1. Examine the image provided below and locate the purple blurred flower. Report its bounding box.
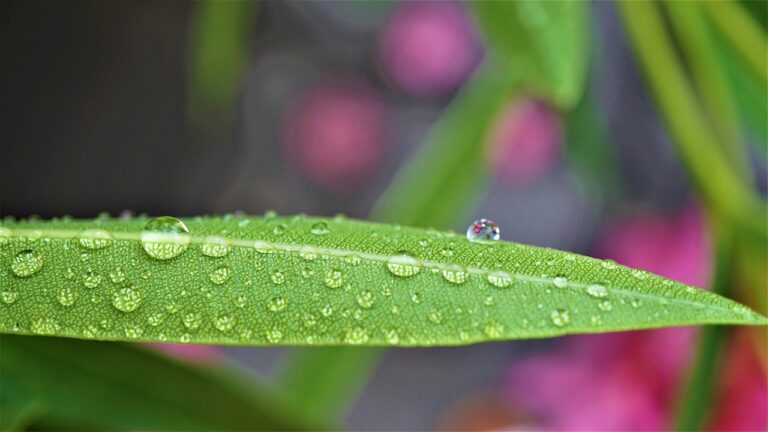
[503,204,711,430]
[283,81,386,192]
[378,1,482,97]
[488,98,562,185]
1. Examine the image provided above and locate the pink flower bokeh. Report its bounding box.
[147,343,221,364]
[283,81,386,192]
[502,204,766,431]
[378,1,482,97]
[488,98,562,185]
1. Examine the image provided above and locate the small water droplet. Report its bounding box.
[441,265,468,284]
[109,268,126,283]
[267,296,288,312]
[483,321,505,337]
[598,300,613,312]
[427,309,444,324]
[321,304,334,317]
[344,326,370,344]
[266,327,284,343]
[235,295,247,308]
[303,312,317,327]
[214,315,236,332]
[79,229,113,250]
[299,247,317,261]
[56,286,77,306]
[551,308,570,327]
[586,284,608,298]
[324,269,345,289]
[631,269,648,280]
[209,266,231,285]
[410,292,422,304]
[201,235,230,257]
[112,285,142,312]
[1,287,19,304]
[31,317,60,335]
[141,216,190,260]
[600,259,618,270]
[83,271,102,288]
[440,247,454,257]
[0,226,11,245]
[483,295,495,306]
[467,218,500,242]
[310,221,330,235]
[356,290,376,309]
[486,271,513,288]
[385,328,400,344]
[386,255,421,278]
[553,276,568,288]
[182,312,202,330]
[11,250,44,277]
[148,312,165,326]
[271,271,285,285]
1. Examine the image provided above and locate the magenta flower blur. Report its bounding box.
[147,343,221,364]
[504,205,710,430]
[283,82,386,192]
[378,1,482,97]
[488,98,562,185]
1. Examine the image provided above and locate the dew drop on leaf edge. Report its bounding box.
[467,218,500,242]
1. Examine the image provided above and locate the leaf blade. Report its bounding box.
[1,215,764,346]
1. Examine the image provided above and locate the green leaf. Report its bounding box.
[470,1,590,109]
[1,215,765,346]
[0,334,315,431]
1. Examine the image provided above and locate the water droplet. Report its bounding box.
[553,276,568,288]
[109,268,126,283]
[299,247,317,261]
[201,235,230,257]
[112,286,141,312]
[356,290,376,309]
[124,324,143,339]
[410,292,422,304]
[321,304,334,317]
[344,326,370,344]
[31,317,60,335]
[267,296,288,312]
[630,269,648,280]
[551,308,570,327]
[11,250,43,277]
[486,271,513,288]
[141,216,190,260]
[441,265,468,284]
[310,221,330,235]
[586,284,608,298]
[427,309,444,324]
[79,229,113,250]
[0,226,11,245]
[467,218,500,242]
[182,312,202,330]
[385,328,400,344]
[484,295,495,306]
[324,269,345,288]
[483,321,505,337]
[215,315,236,332]
[148,312,165,326]
[209,266,231,285]
[386,255,421,278]
[235,295,247,308]
[440,247,454,257]
[271,271,285,285]
[345,254,361,266]
[83,271,102,288]
[1,286,19,304]
[600,259,618,270]
[303,313,317,327]
[598,300,613,312]
[631,299,642,308]
[272,224,287,235]
[56,286,77,306]
[266,327,284,343]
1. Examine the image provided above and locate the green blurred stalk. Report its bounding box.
[701,0,767,85]
[618,0,766,240]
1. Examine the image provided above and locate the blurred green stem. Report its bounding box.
[618,0,766,239]
[701,0,767,85]
[673,225,732,431]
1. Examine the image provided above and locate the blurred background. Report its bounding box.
[1,1,766,430]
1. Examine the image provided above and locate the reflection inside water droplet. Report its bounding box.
[467,218,500,242]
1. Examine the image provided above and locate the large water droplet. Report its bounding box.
[310,221,330,235]
[209,266,231,285]
[201,235,230,257]
[79,229,113,250]
[386,255,421,277]
[112,286,142,312]
[141,216,190,260]
[550,308,570,327]
[11,250,44,277]
[467,218,500,242]
[324,269,345,288]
